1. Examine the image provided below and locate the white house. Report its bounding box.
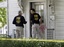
[7,0,64,39]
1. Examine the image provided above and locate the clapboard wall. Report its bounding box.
[55,0,64,39]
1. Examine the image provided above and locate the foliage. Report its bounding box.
[0,39,64,47]
[0,0,6,2]
[0,0,3,2]
[0,8,7,28]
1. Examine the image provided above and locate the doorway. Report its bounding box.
[30,2,45,38]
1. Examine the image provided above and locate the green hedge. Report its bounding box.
[0,39,64,47]
[0,8,7,28]
[0,0,6,2]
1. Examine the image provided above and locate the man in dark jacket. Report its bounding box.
[30,8,41,38]
[13,11,27,38]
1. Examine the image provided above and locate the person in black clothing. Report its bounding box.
[13,11,27,38]
[30,8,41,38]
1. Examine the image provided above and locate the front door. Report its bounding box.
[30,2,45,38]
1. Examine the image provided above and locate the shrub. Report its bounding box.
[0,8,7,28]
[0,0,6,2]
[0,39,64,47]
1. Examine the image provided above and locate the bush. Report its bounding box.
[0,8,7,28]
[0,0,6,2]
[0,39,64,47]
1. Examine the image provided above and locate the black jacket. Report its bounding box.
[31,13,41,24]
[13,15,27,27]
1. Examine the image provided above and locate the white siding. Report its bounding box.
[55,0,64,39]
[8,0,21,37]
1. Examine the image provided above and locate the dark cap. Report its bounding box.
[18,11,21,13]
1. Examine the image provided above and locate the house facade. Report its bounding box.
[7,0,64,39]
